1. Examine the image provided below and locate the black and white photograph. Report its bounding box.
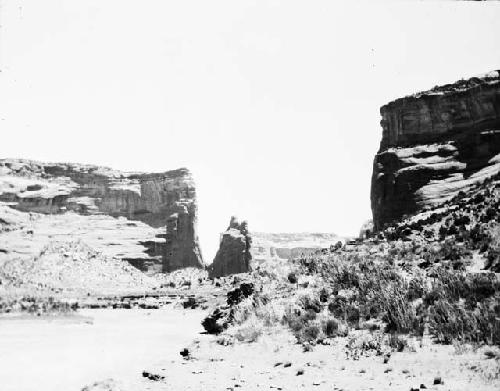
[1,1,500,390]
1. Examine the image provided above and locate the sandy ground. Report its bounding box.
[142,330,500,391]
[1,309,498,391]
[0,308,206,391]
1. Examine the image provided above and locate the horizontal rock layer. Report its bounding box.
[251,232,342,263]
[0,159,204,272]
[372,71,500,230]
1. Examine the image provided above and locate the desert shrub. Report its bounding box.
[469,224,491,251]
[466,274,498,303]
[423,289,441,306]
[322,317,339,337]
[283,307,306,333]
[427,267,468,303]
[407,274,426,301]
[423,228,434,239]
[282,300,327,344]
[0,296,78,315]
[284,233,499,346]
[475,300,500,346]
[485,225,500,271]
[428,296,500,346]
[345,331,385,356]
[381,286,423,335]
[328,295,348,318]
[427,268,498,307]
[345,304,361,327]
[454,214,471,226]
[226,282,254,306]
[202,308,227,334]
[439,238,472,261]
[300,324,321,343]
[485,207,497,222]
[231,296,256,325]
[486,249,500,272]
[287,272,298,284]
[255,301,285,327]
[300,256,320,274]
[232,315,264,343]
[298,293,322,313]
[230,292,285,329]
[387,333,409,352]
[319,287,329,303]
[429,300,479,344]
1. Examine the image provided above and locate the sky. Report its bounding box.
[1,1,500,261]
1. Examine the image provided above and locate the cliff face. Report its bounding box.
[251,232,342,264]
[0,159,204,272]
[209,217,252,278]
[371,71,500,230]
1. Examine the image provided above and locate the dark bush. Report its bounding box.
[323,318,339,337]
[486,249,500,272]
[319,287,329,303]
[202,308,227,334]
[407,276,426,301]
[345,304,361,326]
[300,295,321,313]
[227,282,254,306]
[300,324,321,343]
[328,296,348,318]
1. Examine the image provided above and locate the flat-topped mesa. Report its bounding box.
[209,216,252,278]
[0,159,204,272]
[371,71,500,231]
[379,70,500,149]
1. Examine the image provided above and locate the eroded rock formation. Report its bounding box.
[0,159,204,272]
[209,216,252,278]
[371,70,500,230]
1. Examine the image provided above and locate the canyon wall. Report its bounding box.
[371,71,500,230]
[0,159,204,272]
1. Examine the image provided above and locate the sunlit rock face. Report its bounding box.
[0,159,204,273]
[209,216,252,278]
[371,71,500,230]
[251,232,342,264]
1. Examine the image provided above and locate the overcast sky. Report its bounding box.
[1,1,500,261]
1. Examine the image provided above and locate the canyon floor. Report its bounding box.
[0,308,206,391]
[149,331,500,391]
[0,307,498,391]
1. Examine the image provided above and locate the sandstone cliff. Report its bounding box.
[0,159,204,272]
[371,70,500,230]
[251,232,342,264]
[209,217,252,278]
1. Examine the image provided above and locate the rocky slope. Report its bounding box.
[209,217,252,278]
[371,70,500,230]
[0,159,203,273]
[0,240,157,297]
